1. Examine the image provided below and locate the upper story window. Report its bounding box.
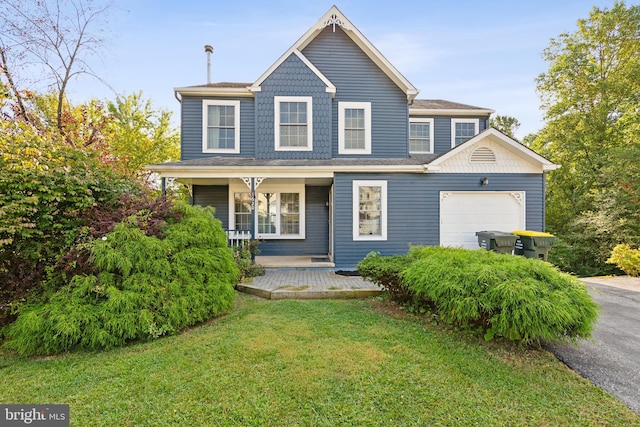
[339,102,371,154]
[451,118,479,148]
[202,100,240,153]
[409,118,434,154]
[275,96,313,151]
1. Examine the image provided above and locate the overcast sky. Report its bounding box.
[67,0,621,139]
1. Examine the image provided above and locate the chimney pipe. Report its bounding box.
[204,45,214,84]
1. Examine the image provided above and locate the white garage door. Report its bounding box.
[440,191,525,249]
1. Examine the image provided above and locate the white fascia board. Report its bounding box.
[174,86,254,97]
[410,108,495,117]
[148,164,426,178]
[427,128,559,170]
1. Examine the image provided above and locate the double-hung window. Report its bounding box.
[409,118,434,154]
[275,96,312,151]
[202,100,240,153]
[339,102,371,154]
[353,180,387,241]
[451,118,479,147]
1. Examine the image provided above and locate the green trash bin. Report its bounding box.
[476,231,518,254]
[512,230,556,261]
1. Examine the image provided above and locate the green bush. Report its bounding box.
[402,247,598,344]
[607,244,640,277]
[358,252,413,303]
[3,204,238,356]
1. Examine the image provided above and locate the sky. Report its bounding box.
[64,0,624,140]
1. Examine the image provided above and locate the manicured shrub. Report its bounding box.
[402,247,599,344]
[358,252,413,303]
[607,244,640,277]
[4,204,238,356]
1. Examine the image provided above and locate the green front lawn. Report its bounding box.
[1,294,638,426]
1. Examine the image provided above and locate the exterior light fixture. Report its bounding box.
[481,176,489,186]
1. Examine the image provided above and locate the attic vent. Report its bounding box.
[469,147,496,163]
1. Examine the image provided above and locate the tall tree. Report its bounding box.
[489,115,521,139]
[533,1,640,274]
[0,0,111,143]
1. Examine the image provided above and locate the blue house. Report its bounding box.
[149,5,559,270]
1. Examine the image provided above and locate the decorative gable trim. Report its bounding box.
[250,5,418,101]
[425,128,560,173]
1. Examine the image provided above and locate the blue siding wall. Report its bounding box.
[302,27,409,158]
[333,173,545,270]
[181,97,255,160]
[192,185,229,229]
[259,185,330,255]
[255,54,332,159]
[432,117,490,155]
[191,185,330,256]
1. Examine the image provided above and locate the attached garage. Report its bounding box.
[440,191,525,249]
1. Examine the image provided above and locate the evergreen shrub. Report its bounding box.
[607,244,640,277]
[359,247,599,344]
[4,204,238,355]
[357,252,413,303]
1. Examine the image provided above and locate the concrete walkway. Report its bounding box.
[237,269,382,299]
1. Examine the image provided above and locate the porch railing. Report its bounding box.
[225,229,252,248]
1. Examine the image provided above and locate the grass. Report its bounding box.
[1,293,638,426]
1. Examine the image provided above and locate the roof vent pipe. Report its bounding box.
[204,45,214,84]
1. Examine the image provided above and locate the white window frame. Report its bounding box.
[353,180,387,241]
[274,96,313,151]
[338,102,371,154]
[451,118,479,148]
[202,100,240,154]
[409,117,434,154]
[228,182,306,239]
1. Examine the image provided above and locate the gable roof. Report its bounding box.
[250,5,419,101]
[424,128,560,172]
[410,99,494,116]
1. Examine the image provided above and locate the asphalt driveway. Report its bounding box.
[546,278,640,414]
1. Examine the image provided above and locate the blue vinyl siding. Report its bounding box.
[333,173,545,270]
[180,97,255,160]
[431,117,489,155]
[302,27,409,158]
[192,185,229,229]
[191,185,330,256]
[255,54,332,159]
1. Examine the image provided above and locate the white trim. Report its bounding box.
[202,100,240,154]
[409,117,434,154]
[274,96,313,152]
[338,102,371,155]
[176,87,253,97]
[353,180,387,241]
[250,6,418,101]
[426,128,560,173]
[451,118,479,148]
[229,181,306,240]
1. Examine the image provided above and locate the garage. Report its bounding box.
[440,191,525,249]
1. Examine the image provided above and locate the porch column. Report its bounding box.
[241,177,265,240]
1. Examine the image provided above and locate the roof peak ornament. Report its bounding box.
[322,13,350,32]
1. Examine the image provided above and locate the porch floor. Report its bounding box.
[237,268,383,300]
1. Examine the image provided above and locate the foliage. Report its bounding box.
[4,204,238,356]
[233,240,265,280]
[106,91,180,177]
[1,296,637,426]
[489,114,521,139]
[360,247,598,345]
[532,1,640,275]
[0,116,140,325]
[357,251,413,303]
[607,244,640,277]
